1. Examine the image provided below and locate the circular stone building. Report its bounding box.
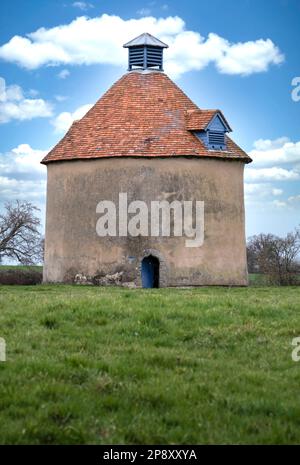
[41,33,252,287]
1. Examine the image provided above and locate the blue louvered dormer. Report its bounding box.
[194,112,232,151]
[123,33,168,71]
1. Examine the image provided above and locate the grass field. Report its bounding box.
[0,265,43,272]
[0,284,300,444]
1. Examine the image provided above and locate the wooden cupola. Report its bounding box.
[123,32,168,71]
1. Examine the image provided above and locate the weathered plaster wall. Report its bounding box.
[43,157,248,286]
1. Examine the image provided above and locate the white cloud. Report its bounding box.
[0,176,46,201]
[72,1,94,10]
[245,183,290,211]
[288,194,300,205]
[0,14,284,78]
[270,194,300,210]
[52,103,92,133]
[272,188,283,196]
[245,167,300,182]
[27,88,39,97]
[55,95,68,102]
[245,183,281,199]
[57,69,70,79]
[0,143,47,177]
[0,78,22,102]
[253,137,290,151]
[137,8,152,16]
[216,38,283,75]
[245,136,300,214]
[272,199,287,208]
[0,76,53,123]
[249,137,300,166]
[0,144,48,207]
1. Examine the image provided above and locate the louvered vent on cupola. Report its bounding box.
[123,33,168,71]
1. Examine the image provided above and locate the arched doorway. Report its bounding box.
[141,255,160,288]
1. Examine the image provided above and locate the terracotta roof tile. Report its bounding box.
[185,109,232,131]
[42,71,252,164]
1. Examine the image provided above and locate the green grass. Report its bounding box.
[0,265,43,272]
[0,284,300,444]
[248,273,267,286]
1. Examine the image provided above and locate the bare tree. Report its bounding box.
[247,228,300,285]
[247,243,259,274]
[0,201,43,265]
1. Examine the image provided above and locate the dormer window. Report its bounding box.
[186,110,232,151]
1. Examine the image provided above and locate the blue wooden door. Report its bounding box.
[141,256,159,288]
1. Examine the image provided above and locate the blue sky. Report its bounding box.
[0,0,299,237]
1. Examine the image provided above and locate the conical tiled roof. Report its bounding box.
[42,71,251,164]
